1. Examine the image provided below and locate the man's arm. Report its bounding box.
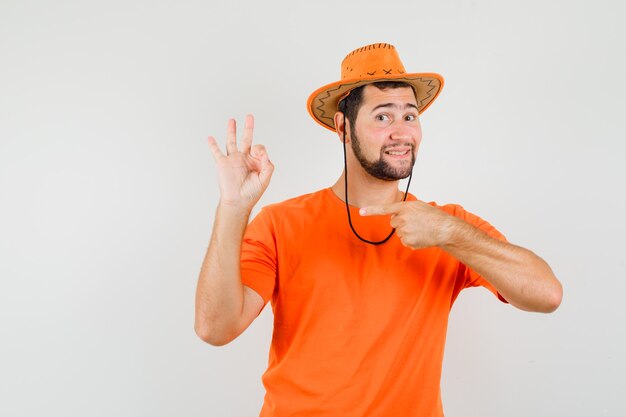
[360,202,563,313]
[195,204,265,346]
[440,217,562,312]
[195,115,273,346]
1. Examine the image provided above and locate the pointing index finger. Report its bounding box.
[360,202,405,216]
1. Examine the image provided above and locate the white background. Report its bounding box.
[1,0,624,416]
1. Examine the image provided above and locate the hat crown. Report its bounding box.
[341,43,406,80]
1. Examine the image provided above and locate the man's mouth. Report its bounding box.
[383,147,412,157]
[385,150,410,155]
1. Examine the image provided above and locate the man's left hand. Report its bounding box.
[360,201,459,249]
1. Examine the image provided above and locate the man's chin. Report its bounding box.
[379,161,415,181]
[368,169,413,181]
[355,154,415,181]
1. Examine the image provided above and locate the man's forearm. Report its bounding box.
[195,203,251,344]
[441,217,563,313]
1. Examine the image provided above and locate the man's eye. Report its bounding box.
[405,114,417,121]
[375,114,389,121]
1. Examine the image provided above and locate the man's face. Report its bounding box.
[349,85,422,181]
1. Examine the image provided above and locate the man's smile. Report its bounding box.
[382,146,413,159]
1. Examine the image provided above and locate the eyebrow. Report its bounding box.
[370,103,419,113]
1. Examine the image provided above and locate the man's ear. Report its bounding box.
[333,112,350,144]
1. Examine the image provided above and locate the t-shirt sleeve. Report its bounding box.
[450,205,509,304]
[240,207,278,305]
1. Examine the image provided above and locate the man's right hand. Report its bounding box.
[196,114,270,346]
[207,114,274,211]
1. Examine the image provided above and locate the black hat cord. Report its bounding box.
[342,120,413,245]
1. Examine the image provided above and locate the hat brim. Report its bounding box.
[307,73,444,132]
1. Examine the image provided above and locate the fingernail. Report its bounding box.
[359,208,366,216]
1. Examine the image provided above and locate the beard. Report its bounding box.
[350,130,416,181]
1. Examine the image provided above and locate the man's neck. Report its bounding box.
[330,170,406,208]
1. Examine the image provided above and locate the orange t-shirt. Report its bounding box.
[240,188,508,417]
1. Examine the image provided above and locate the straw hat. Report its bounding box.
[307,43,444,132]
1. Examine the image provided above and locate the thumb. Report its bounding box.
[250,144,267,158]
[259,152,274,187]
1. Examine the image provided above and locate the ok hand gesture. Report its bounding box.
[208,114,274,211]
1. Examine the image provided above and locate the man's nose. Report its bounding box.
[389,123,414,141]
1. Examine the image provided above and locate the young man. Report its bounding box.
[196,43,563,416]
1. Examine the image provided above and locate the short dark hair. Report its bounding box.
[337,81,416,132]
